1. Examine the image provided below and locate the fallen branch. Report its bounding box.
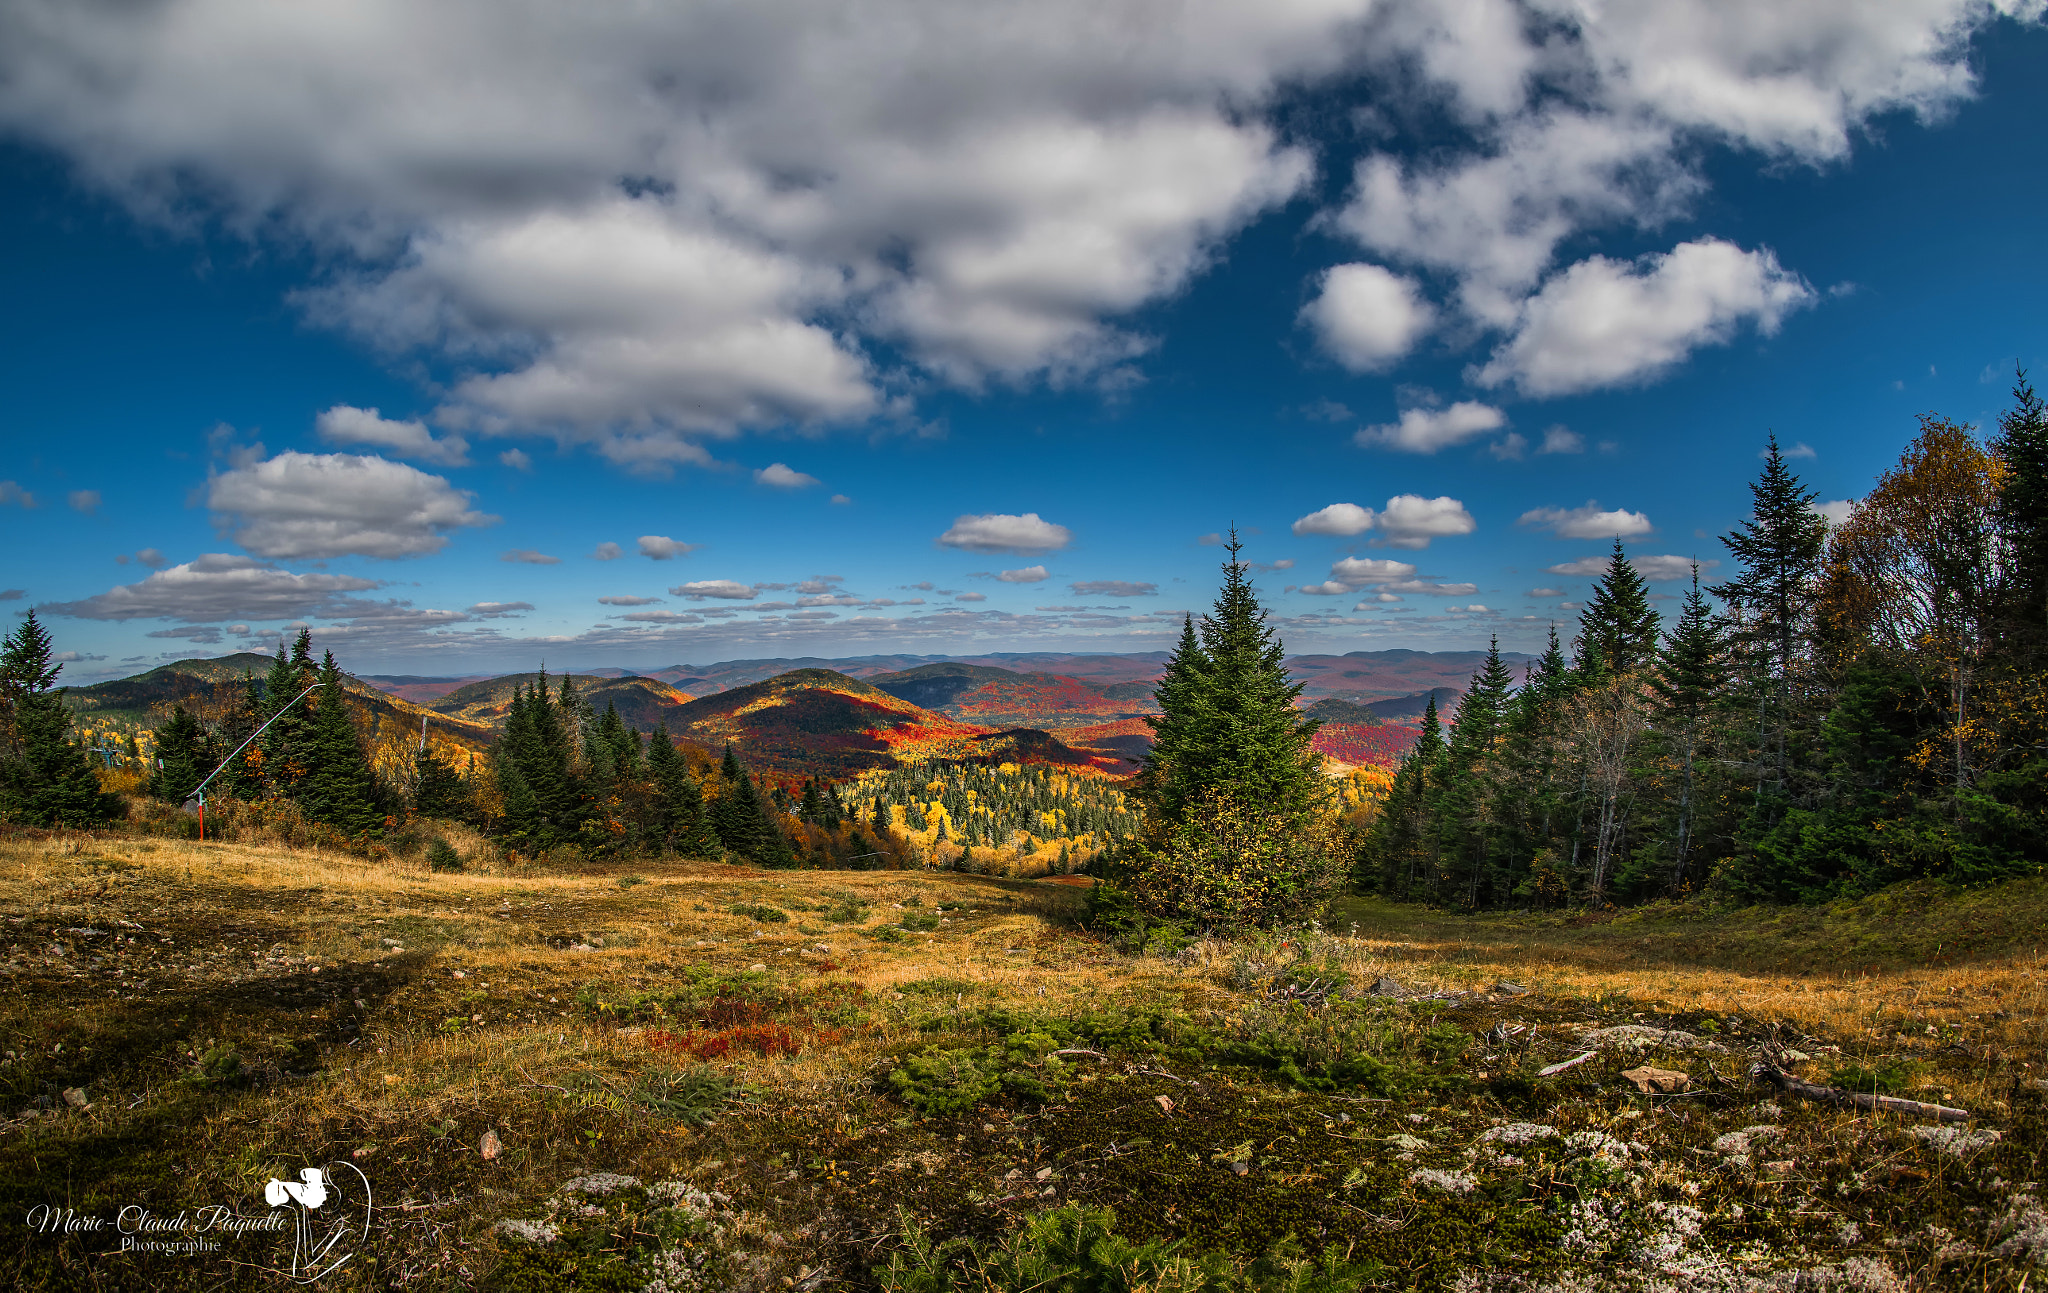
[1052,1048,1106,1060]
[1538,1051,1595,1078]
[1751,1064,1973,1124]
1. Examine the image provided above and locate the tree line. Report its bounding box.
[1364,376,2048,907]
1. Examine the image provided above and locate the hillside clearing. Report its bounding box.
[0,833,2039,1291]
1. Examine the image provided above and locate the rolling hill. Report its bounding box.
[660,668,1120,779]
[426,673,697,737]
[866,662,1159,727]
[62,654,499,756]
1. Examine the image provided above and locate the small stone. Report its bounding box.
[1620,1065,1690,1094]
[1370,977,1401,996]
[61,1087,87,1108]
[480,1129,504,1161]
[352,1146,374,1160]
[452,970,466,978]
[1493,981,1529,996]
[749,964,767,973]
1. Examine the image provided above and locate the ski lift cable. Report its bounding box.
[184,682,325,809]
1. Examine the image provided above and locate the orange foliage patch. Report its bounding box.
[645,1023,803,1060]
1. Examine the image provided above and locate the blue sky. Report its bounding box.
[2,1,2044,679]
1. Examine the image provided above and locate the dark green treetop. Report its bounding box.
[1576,540,1662,677]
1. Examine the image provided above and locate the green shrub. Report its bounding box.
[886,1032,1065,1115]
[824,898,871,923]
[900,910,941,932]
[899,976,979,997]
[1826,1058,1921,1096]
[632,1064,733,1124]
[425,839,463,872]
[1125,792,1345,931]
[1218,1000,1461,1097]
[1083,878,1194,954]
[868,925,908,943]
[728,902,788,923]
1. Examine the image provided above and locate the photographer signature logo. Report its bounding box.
[262,1163,373,1283]
[24,1161,370,1281]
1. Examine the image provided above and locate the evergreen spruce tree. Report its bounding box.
[1137,531,1323,826]
[292,652,383,836]
[524,668,583,843]
[1125,532,1339,926]
[648,727,718,856]
[1575,541,1662,676]
[708,747,790,864]
[259,636,320,796]
[1415,693,1445,763]
[1713,434,1829,801]
[217,669,268,799]
[1653,568,1730,890]
[1139,613,1215,824]
[494,685,540,844]
[149,704,215,804]
[0,612,119,827]
[412,743,475,821]
[1438,638,1516,906]
[1993,367,2048,650]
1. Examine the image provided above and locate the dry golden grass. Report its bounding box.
[2,826,2043,1291]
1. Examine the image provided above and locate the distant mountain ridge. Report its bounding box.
[80,648,1518,778]
[656,668,1121,778]
[63,652,500,754]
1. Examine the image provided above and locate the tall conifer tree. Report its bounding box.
[0,612,118,826]
[1993,368,2048,649]
[1137,531,1321,826]
[1714,434,1828,800]
[1654,568,1730,890]
[292,651,383,836]
[149,704,214,804]
[1576,541,1661,676]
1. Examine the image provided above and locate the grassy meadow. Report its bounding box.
[1,827,2042,1291]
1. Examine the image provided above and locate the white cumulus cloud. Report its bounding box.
[1380,579,1479,596]
[208,451,496,559]
[1814,498,1857,525]
[1376,495,1476,549]
[1292,503,1376,537]
[1475,239,1815,396]
[1518,502,1654,539]
[1355,401,1506,454]
[997,566,1049,583]
[1330,557,1418,584]
[671,580,758,600]
[638,535,699,560]
[756,462,821,488]
[1070,580,1157,597]
[316,404,469,466]
[937,512,1072,554]
[1546,553,1720,580]
[38,553,379,622]
[1301,263,1434,371]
